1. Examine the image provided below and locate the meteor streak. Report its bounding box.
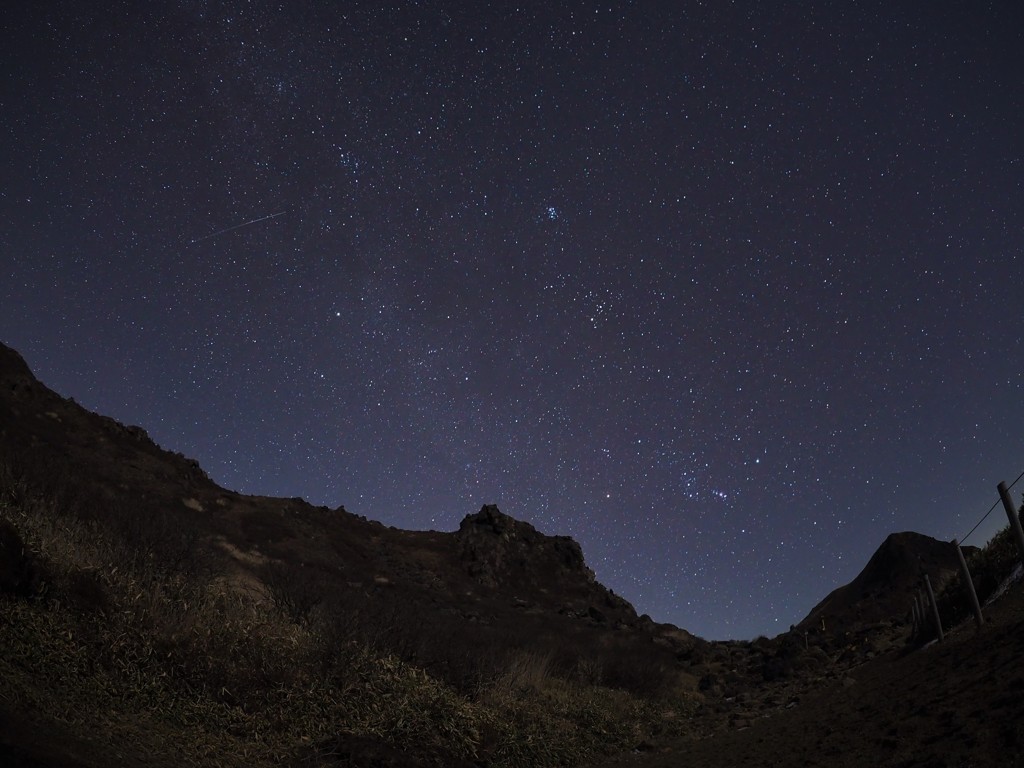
[189,211,286,244]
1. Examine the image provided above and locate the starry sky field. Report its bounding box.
[2,1,1022,639]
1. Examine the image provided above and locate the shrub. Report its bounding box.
[260,560,324,625]
[932,521,1023,638]
[0,518,46,598]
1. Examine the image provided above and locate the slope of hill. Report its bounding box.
[0,341,669,642]
[590,574,1024,768]
[3,339,1021,767]
[799,531,974,635]
[0,341,704,767]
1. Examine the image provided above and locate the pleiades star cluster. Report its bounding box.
[2,1,1021,639]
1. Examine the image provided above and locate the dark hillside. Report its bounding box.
[798,531,971,635]
[0,340,704,767]
[0,340,667,652]
[590,572,1024,768]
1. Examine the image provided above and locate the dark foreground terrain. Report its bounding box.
[2,339,1023,767]
[591,578,1024,768]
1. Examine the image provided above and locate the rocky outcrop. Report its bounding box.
[0,343,34,382]
[455,504,593,588]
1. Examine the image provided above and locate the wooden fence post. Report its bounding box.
[924,573,943,642]
[952,538,984,629]
[997,482,1024,567]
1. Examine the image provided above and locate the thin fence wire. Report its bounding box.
[1007,467,1024,492]
[959,467,1024,546]
[960,498,1003,546]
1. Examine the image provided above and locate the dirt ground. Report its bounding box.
[589,584,1024,768]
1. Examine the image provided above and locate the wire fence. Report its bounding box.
[910,467,1024,643]
[959,467,1024,546]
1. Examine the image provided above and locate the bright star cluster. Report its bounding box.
[2,1,1022,639]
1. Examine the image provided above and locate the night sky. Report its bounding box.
[3,2,1022,640]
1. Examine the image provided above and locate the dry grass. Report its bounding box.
[0,462,700,767]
